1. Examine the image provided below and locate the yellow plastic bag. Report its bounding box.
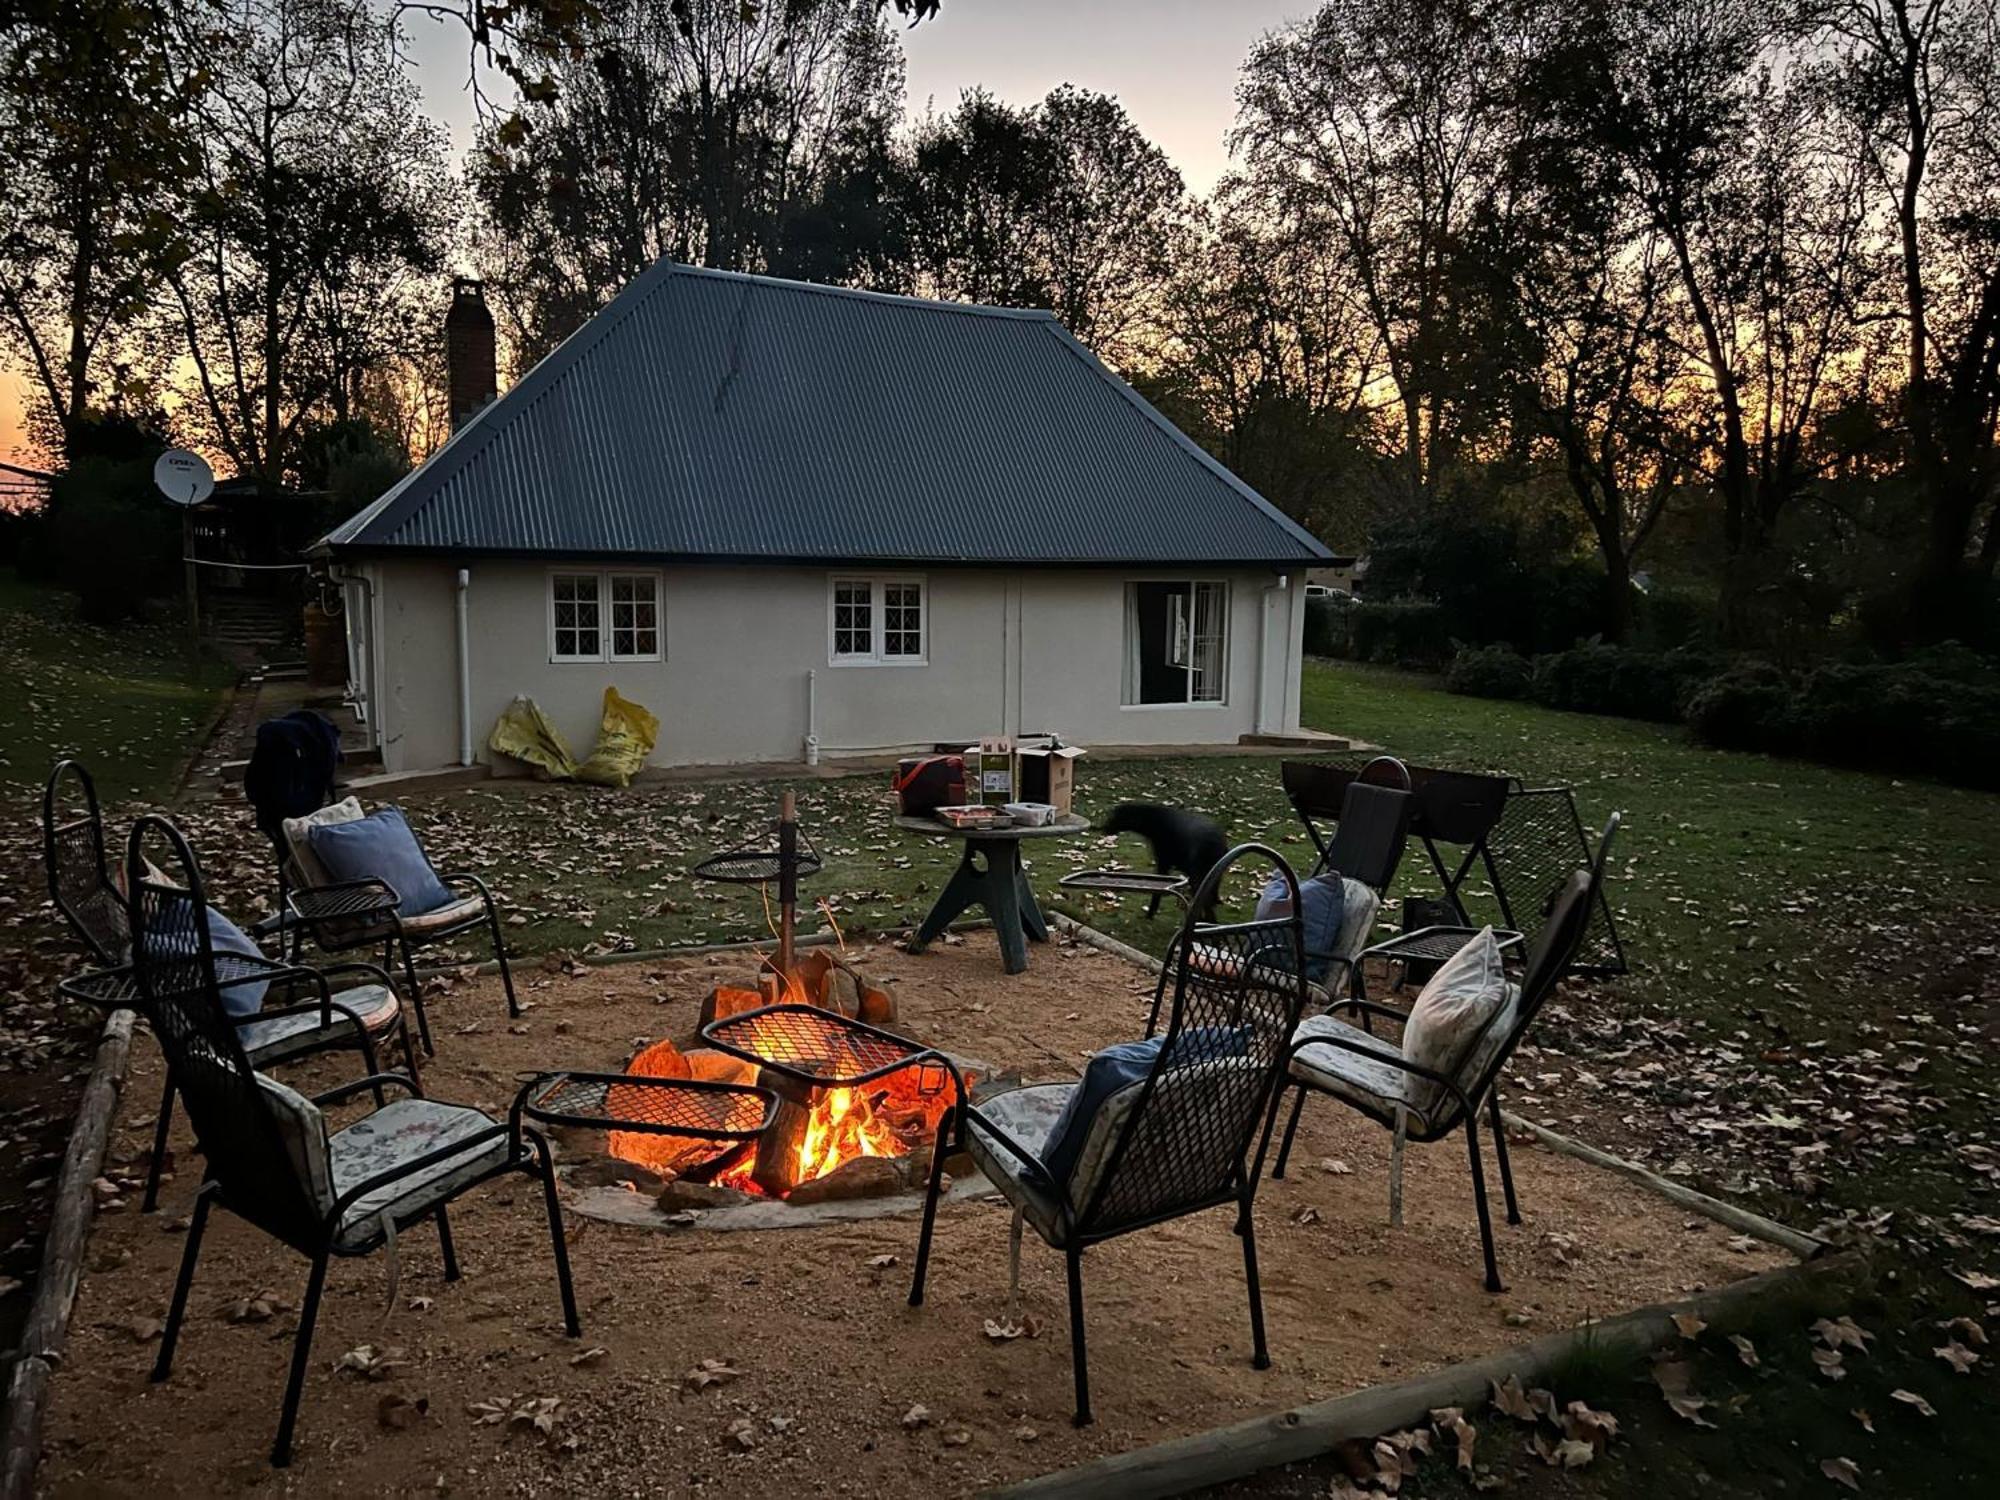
[575,687,661,788]
[487,695,580,780]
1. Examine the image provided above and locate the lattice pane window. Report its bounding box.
[832,579,875,659]
[551,573,602,660]
[882,582,924,658]
[610,574,661,660]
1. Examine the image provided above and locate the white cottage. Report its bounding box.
[319,262,1333,775]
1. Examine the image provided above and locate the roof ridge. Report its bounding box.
[662,262,1054,321]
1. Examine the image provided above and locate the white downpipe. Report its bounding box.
[1256,573,1289,734]
[804,668,820,766]
[454,568,473,766]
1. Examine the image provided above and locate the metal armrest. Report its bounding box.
[437,871,498,908]
[312,1072,423,1107]
[287,879,401,924]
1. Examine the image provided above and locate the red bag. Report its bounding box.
[893,755,965,816]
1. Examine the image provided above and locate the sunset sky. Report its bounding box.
[1,0,1302,470]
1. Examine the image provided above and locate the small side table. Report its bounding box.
[894,813,1090,974]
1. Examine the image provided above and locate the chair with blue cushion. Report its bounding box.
[906,843,1310,1426]
[279,798,521,1053]
[44,770,420,1213]
[124,814,579,1468]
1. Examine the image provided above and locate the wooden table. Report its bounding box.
[894,813,1091,974]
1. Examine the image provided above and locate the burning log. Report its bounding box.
[698,985,765,1031]
[749,1092,816,1198]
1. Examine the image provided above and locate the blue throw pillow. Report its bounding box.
[306,806,456,916]
[1252,871,1347,981]
[143,897,269,1017]
[1040,1026,1250,1186]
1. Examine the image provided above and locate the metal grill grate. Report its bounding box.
[1059,870,1190,899]
[701,1004,938,1089]
[519,1072,774,1139]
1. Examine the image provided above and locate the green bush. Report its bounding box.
[1684,662,1799,751]
[1686,659,2000,790]
[1348,597,1450,669]
[1527,644,1721,722]
[1446,643,1533,700]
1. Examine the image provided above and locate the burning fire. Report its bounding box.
[608,964,964,1200]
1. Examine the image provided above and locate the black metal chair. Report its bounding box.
[42,759,130,965]
[279,799,521,1053]
[908,843,1310,1426]
[1297,755,1415,1005]
[124,814,579,1468]
[43,763,424,1212]
[1269,814,1621,1293]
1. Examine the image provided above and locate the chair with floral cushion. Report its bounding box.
[907,843,1310,1427]
[280,797,521,1054]
[125,814,579,1468]
[1269,813,1620,1293]
[46,767,420,1213]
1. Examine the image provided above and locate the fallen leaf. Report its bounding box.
[1820,1456,1861,1490]
[1729,1334,1760,1368]
[682,1358,743,1396]
[568,1346,608,1367]
[124,1317,164,1344]
[866,1253,899,1268]
[1814,1316,1875,1353]
[1430,1406,1476,1473]
[1933,1340,1979,1374]
[334,1344,408,1381]
[1318,1157,1353,1175]
[1940,1316,1987,1347]
[722,1416,757,1451]
[1490,1374,1535,1422]
[1949,1268,2000,1292]
[1851,1408,1874,1433]
[1889,1388,1936,1417]
[1533,1433,1596,1469]
[1653,1359,1716,1427]
[1562,1400,1619,1453]
[1727,1234,1759,1253]
[982,1314,1042,1341]
[902,1403,930,1430]
[1292,1204,1321,1226]
[1812,1348,1848,1381]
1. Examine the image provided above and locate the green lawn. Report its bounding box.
[0,569,234,806]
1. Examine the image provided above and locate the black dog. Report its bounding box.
[1099,802,1229,921]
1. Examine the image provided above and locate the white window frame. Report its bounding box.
[827,573,928,666]
[547,568,663,664]
[1122,579,1229,708]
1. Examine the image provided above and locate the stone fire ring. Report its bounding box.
[562,1050,1007,1234]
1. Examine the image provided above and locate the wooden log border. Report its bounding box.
[987,1250,1862,1500]
[0,1007,137,1500]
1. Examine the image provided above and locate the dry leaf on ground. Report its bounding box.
[1812,1347,1848,1381]
[1933,1340,1979,1374]
[1729,1333,1760,1367]
[1653,1358,1717,1427]
[1814,1316,1874,1353]
[1820,1456,1862,1490]
[334,1344,408,1381]
[1672,1312,1707,1339]
[1490,1374,1535,1422]
[1890,1389,1937,1417]
[682,1358,743,1396]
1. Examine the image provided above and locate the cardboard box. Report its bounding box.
[963,737,1018,807]
[1017,738,1084,815]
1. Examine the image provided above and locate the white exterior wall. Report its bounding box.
[361,561,1308,774]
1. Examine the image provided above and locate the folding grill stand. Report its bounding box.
[1281,759,1627,977]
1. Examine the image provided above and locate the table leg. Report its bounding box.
[1017,863,1049,943]
[985,842,1030,973]
[911,843,985,951]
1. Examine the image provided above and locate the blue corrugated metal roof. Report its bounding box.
[324,260,1332,566]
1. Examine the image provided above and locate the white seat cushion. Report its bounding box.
[238,984,401,1064]
[328,1099,512,1251]
[964,1084,1075,1245]
[1288,1013,1432,1131]
[395,893,485,936]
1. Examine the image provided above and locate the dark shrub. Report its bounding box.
[1349,597,1451,669]
[1446,644,1533,700]
[1303,595,1347,657]
[1527,644,1719,722]
[1685,662,1800,751]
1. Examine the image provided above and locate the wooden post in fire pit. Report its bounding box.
[776,790,797,977]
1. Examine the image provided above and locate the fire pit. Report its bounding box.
[597,795,971,1209]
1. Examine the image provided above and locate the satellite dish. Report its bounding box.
[153,449,215,507]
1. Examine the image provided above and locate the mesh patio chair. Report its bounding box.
[279,798,521,1055]
[114,815,422,1213]
[43,759,130,965]
[907,843,1310,1426]
[123,814,580,1468]
[1268,814,1620,1293]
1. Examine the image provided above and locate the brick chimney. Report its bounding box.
[444,277,497,430]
